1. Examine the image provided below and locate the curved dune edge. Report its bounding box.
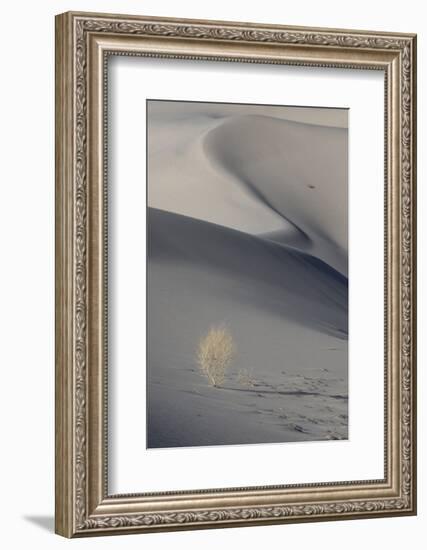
[203,114,348,275]
[148,207,348,340]
[147,104,349,448]
[147,207,348,448]
[148,110,348,275]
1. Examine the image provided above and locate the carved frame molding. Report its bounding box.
[55,12,416,537]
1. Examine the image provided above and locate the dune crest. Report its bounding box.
[149,207,347,340]
[147,207,348,448]
[147,102,349,448]
[204,114,347,275]
[148,108,347,275]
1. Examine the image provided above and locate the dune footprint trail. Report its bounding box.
[147,101,348,448]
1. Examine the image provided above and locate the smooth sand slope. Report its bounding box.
[147,102,348,448]
[147,208,348,448]
[148,103,348,275]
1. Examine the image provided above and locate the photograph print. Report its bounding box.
[147,99,348,449]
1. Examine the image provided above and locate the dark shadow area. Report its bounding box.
[23,515,54,533]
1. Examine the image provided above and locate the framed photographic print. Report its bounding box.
[55,11,417,537]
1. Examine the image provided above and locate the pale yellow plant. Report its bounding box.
[197,325,236,387]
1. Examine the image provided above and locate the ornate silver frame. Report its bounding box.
[55,11,417,537]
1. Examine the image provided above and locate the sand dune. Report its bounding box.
[149,208,347,340]
[148,103,348,275]
[147,102,348,448]
[147,208,348,448]
[204,114,348,274]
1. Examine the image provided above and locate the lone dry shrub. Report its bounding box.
[197,325,236,387]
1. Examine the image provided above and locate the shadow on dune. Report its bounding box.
[146,105,349,448]
[148,207,347,340]
[204,114,348,275]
